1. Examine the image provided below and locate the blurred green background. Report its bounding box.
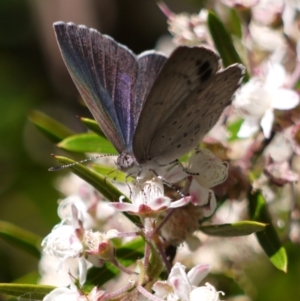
[0,0,299,300]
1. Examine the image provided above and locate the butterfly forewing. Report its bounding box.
[54,22,168,155]
[148,64,244,163]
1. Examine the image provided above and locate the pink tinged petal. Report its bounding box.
[261,109,274,139]
[169,263,192,299]
[187,264,210,286]
[169,196,192,208]
[149,197,172,210]
[237,119,260,138]
[189,180,210,206]
[271,88,300,110]
[109,202,138,212]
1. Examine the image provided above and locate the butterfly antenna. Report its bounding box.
[48,154,116,171]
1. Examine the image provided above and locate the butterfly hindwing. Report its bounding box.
[133,46,221,163]
[148,64,245,163]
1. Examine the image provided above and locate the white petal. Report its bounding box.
[237,119,260,138]
[271,88,300,110]
[152,281,171,298]
[189,283,224,301]
[265,63,285,88]
[202,191,217,217]
[187,264,210,286]
[261,110,274,139]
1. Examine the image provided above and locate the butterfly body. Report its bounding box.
[53,22,244,178]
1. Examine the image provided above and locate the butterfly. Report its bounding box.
[53,22,244,179]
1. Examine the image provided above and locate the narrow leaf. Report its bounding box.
[0,221,42,258]
[52,156,128,203]
[80,117,106,138]
[58,133,117,154]
[0,283,55,300]
[249,191,288,272]
[51,155,138,223]
[207,11,249,82]
[28,110,74,143]
[200,220,266,236]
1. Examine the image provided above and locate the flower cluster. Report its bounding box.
[39,1,300,300]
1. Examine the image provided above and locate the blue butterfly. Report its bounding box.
[53,22,244,178]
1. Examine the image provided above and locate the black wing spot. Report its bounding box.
[187,79,192,85]
[173,120,177,125]
[197,88,203,94]
[178,124,182,130]
[187,112,192,117]
[161,135,165,139]
[201,68,212,81]
[194,123,200,130]
[198,61,210,74]
[177,144,181,148]
[184,132,188,137]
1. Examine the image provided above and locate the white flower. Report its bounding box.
[41,206,89,284]
[234,63,299,138]
[188,148,229,217]
[83,229,119,266]
[43,285,104,301]
[158,2,212,47]
[152,262,222,301]
[42,224,83,260]
[110,178,190,216]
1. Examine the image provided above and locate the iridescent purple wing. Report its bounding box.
[53,22,166,153]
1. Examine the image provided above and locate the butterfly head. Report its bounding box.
[116,152,139,176]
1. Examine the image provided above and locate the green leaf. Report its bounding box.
[228,8,242,38]
[87,238,145,286]
[0,221,42,258]
[28,110,74,143]
[80,117,106,138]
[249,191,288,272]
[227,118,243,141]
[0,283,55,300]
[207,11,249,82]
[52,156,129,203]
[200,220,266,236]
[58,133,117,154]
